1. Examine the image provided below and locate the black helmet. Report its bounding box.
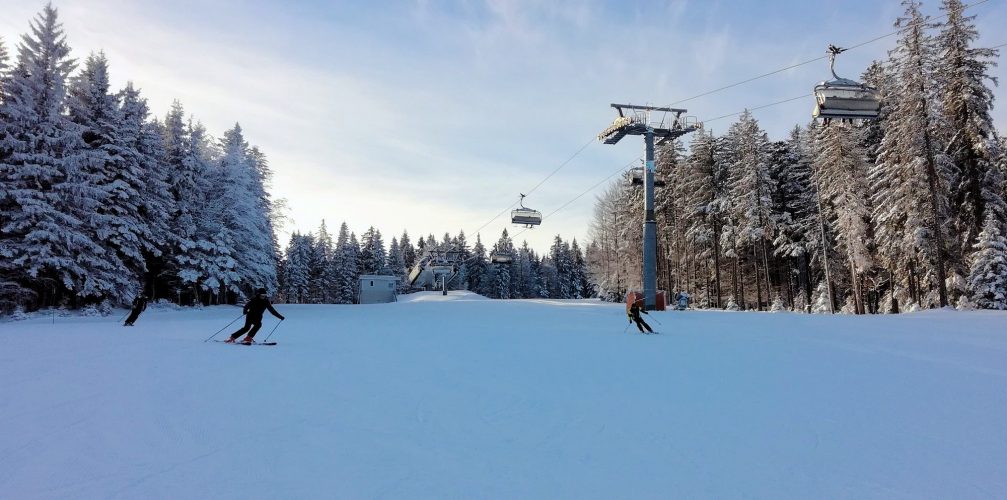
[256,288,267,295]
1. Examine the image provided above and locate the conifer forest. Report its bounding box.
[1,1,1006,313]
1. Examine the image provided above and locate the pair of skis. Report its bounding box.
[212,340,278,346]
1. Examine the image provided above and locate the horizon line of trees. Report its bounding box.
[587,0,1007,313]
[276,222,594,304]
[0,5,280,314]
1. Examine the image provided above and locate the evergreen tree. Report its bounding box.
[966,213,1007,309]
[937,0,1004,243]
[815,124,873,314]
[725,110,776,310]
[67,52,153,298]
[310,220,335,303]
[359,227,387,275]
[118,82,172,295]
[282,232,311,303]
[388,236,408,293]
[333,222,357,303]
[0,5,114,305]
[400,230,416,270]
[0,36,9,75]
[468,234,488,294]
[875,0,953,308]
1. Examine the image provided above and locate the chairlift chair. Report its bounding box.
[812,45,880,122]
[490,253,513,264]
[628,167,667,187]
[510,193,542,227]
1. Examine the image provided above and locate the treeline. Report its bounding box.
[0,6,279,313]
[277,223,593,303]
[588,0,1007,312]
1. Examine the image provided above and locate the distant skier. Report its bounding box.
[225,288,285,344]
[123,294,148,326]
[676,291,689,311]
[627,298,654,334]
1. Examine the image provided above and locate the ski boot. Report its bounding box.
[240,336,254,345]
[224,337,236,344]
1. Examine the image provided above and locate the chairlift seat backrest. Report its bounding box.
[813,79,880,120]
[511,207,542,226]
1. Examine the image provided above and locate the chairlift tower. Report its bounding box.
[599,103,701,311]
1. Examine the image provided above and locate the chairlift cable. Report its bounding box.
[701,94,813,124]
[510,156,642,241]
[468,136,594,237]
[473,1,998,243]
[663,0,992,108]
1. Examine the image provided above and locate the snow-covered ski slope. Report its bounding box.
[1,291,1005,499]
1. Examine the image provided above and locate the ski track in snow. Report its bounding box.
[1,292,1006,499]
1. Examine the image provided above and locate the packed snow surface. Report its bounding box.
[1,291,1005,499]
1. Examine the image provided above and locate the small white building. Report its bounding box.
[358,275,399,304]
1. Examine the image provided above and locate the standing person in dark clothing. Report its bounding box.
[627,299,654,334]
[225,288,285,344]
[124,294,148,326]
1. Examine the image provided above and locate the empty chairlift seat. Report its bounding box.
[490,253,513,264]
[812,44,881,122]
[511,208,542,227]
[511,193,542,227]
[813,79,880,121]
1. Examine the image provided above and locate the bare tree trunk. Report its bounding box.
[848,257,864,314]
[753,245,763,311]
[713,223,723,308]
[761,238,772,303]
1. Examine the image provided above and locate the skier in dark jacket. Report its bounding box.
[225,288,285,344]
[123,294,148,326]
[627,299,654,333]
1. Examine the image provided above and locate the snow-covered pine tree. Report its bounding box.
[0,36,9,76]
[966,213,1007,309]
[811,281,831,314]
[309,220,335,303]
[244,145,279,294]
[570,239,593,298]
[682,129,725,308]
[0,5,116,308]
[815,124,873,314]
[467,233,488,293]
[770,127,819,312]
[118,82,173,295]
[548,235,572,298]
[67,52,153,301]
[209,124,276,300]
[160,103,218,303]
[359,227,387,275]
[725,110,776,310]
[282,232,311,304]
[875,0,953,308]
[489,229,514,299]
[936,0,1005,276]
[332,222,355,303]
[400,230,416,271]
[388,236,408,293]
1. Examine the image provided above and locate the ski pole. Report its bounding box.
[623,322,631,334]
[203,313,245,342]
[647,313,663,326]
[262,319,284,343]
[117,311,130,323]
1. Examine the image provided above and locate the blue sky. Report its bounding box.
[2,0,1006,253]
